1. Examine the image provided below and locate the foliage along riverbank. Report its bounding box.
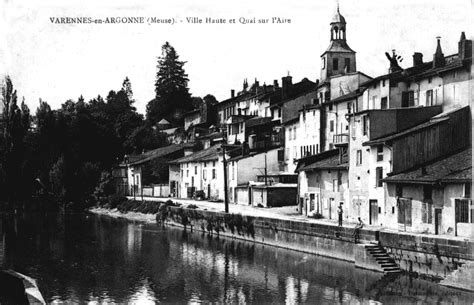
[92,196,256,238]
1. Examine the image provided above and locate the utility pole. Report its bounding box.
[264,153,268,186]
[222,141,229,213]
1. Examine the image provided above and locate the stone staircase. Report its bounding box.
[365,244,401,274]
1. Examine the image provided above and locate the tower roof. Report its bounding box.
[323,40,355,55]
[331,5,346,24]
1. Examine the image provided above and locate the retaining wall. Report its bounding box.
[166,206,378,262]
[379,230,474,287]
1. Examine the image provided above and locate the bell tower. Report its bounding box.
[320,4,356,81]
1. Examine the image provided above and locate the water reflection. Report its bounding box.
[0,213,473,304]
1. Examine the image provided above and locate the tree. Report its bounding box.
[147,42,192,124]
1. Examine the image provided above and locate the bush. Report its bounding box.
[108,194,128,208]
[309,212,323,219]
[187,204,198,209]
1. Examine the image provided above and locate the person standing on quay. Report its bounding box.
[337,203,343,226]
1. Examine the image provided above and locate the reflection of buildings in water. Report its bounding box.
[126,223,142,259]
[129,277,156,304]
[285,276,309,304]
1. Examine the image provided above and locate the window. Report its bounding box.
[465,183,471,199]
[426,90,433,106]
[396,185,403,197]
[362,115,368,136]
[377,145,383,161]
[288,128,292,140]
[356,150,362,166]
[186,170,189,177]
[333,179,339,192]
[285,148,290,161]
[328,103,333,111]
[428,76,432,84]
[347,102,352,114]
[402,91,415,107]
[181,170,183,178]
[381,97,388,109]
[195,166,197,175]
[213,161,216,167]
[375,167,383,187]
[372,96,377,109]
[212,169,216,179]
[203,169,207,180]
[330,120,334,132]
[293,146,297,159]
[322,57,326,69]
[423,185,433,201]
[293,128,296,140]
[278,149,284,161]
[345,58,351,71]
[278,108,282,118]
[382,79,386,87]
[333,58,339,70]
[455,199,471,223]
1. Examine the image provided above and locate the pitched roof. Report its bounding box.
[382,148,472,184]
[323,40,355,54]
[244,116,273,128]
[269,78,317,107]
[157,118,171,125]
[227,147,279,163]
[363,106,466,146]
[170,145,221,164]
[360,55,470,87]
[295,149,348,172]
[128,143,193,166]
[328,89,363,104]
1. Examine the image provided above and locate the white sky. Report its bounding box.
[1,0,473,114]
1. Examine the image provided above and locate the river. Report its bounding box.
[0,212,473,304]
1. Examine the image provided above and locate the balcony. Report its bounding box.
[333,133,349,146]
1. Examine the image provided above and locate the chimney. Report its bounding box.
[273,79,279,89]
[231,89,235,98]
[458,31,472,60]
[413,52,423,67]
[433,36,446,68]
[281,75,293,99]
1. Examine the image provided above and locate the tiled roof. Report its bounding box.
[363,106,467,146]
[128,143,193,165]
[227,148,279,163]
[295,149,348,172]
[322,40,355,54]
[270,78,316,107]
[360,55,470,87]
[245,116,273,128]
[383,148,472,184]
[170,145,221,164]
[328,90,363,104]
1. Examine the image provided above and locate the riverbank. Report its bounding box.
[90,198,474,291]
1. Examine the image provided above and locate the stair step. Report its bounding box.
[368,250,385,254]
[372,254,389,257]
[376,259,394,263]
[384,267,401,271]
[385,270,401,274]
[381,263,398,268]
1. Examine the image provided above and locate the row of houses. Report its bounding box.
[114,6,473,238]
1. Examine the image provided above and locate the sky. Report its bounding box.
[1,0,473,114]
